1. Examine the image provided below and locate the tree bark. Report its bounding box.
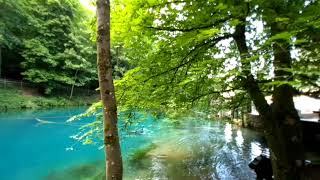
[234,18,304,180]
[96,0,123,179]
[269,22,305,180]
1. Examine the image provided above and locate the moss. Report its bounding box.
[129,143,157,162]
[0,87,98,111]
[45,161,105,180]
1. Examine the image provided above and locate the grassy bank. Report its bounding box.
[0,88,99,111]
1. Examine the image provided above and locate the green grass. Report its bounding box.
[0,87,98,111]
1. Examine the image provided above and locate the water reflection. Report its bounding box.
[224,123,232,143]
[250,142,270,160]
[124,120,268,180]
[236,130,244,147]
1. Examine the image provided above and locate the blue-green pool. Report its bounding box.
[0,107,268,180]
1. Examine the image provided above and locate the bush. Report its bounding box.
[0,87,98,111]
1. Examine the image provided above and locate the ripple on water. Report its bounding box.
[122,120,267,180]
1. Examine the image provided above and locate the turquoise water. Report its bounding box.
[0,107,269,180]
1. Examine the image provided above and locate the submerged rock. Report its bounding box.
[44,161,105,180]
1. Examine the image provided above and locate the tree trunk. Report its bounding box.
[268,22,305,180]
[268,85,304,180]
[69,70,78,99]
[96,0,123,179]
[234,18,304,180]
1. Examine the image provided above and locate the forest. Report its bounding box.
[0,0,320,180]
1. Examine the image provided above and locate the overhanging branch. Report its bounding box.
[146,18,230,32]
[144,34,233,82]
[190,86,239,103]
[148,1,187,8]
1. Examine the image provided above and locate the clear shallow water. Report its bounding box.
[0,107,269,180]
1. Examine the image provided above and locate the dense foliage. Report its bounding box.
[110,0,320,112]
[0,0,97,93]
[69,0,320,141]
[21,0,97,93]
[107,1,320,179]
[0,0,132,94]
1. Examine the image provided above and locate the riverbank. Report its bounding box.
[0,88,99,111]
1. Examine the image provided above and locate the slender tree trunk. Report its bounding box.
[96,0,123,179]
[234,18,304,180]
[69,84,75,99]
[69,70,78,99]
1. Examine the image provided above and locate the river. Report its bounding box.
[0,107,269,180]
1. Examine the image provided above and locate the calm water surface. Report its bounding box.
[0,107,269,180]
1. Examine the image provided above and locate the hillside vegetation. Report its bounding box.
[0,87,98,111]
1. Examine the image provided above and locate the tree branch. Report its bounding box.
[233,19,271,117]
[296,74,320,89]
[144,34,232,82]
[299,91,320,99]
[148,1,187,8]
[190,87,238,103]
[146,18,229,32]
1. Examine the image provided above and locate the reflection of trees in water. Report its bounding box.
[126,120,268,180]
[213,123,269,180]
[215,144,253,179]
